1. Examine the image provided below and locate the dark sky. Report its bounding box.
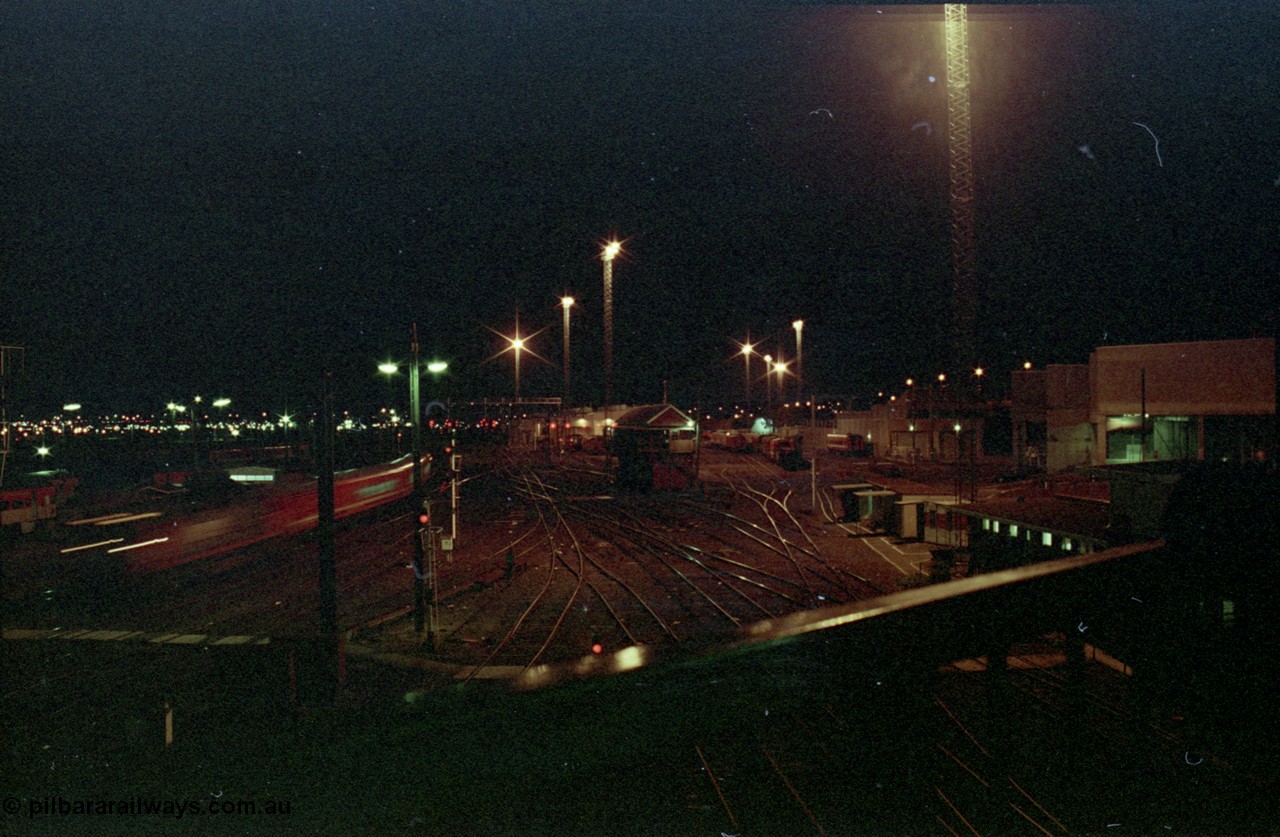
[3,2,1277,416]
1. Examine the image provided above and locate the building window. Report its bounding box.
[1105,413,1193,463]
[1042,532,1053,547]
[1062,538,1073,551]
[982,518,991,531]
[992,521,1000,533]
[1010,524,1019,538]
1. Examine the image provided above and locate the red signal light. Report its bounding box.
[417,512,430,527]
[590,639,604,655]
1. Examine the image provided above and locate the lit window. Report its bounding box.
[992,521,1000,533]
[1010,524,1019,537]
[1062,538,1073,551]
[1042,532,1053,547]
[982,518,990,531]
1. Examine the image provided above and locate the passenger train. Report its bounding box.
[69,454,428,575]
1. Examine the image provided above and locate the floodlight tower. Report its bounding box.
[601,240,621,407]
[561,296,574,407]
[945,4,976,376]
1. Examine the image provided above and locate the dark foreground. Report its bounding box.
[4,616,1279,836]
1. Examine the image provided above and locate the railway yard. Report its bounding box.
[3,446,1274,834]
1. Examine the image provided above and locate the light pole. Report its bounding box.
[792,319,804,406]
[166,401,186,430]
[763,354,773,409]
[601,240,620,408]
[62,403,80,443]
[378,361,399,456]
[408,325,430,641]
[561,296,574,408]
[740,342,754,408]
[510,335,525,403]
[211,398,230,444]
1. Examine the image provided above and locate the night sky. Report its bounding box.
[3,2,1277,416]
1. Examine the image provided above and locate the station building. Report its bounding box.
[1012,337,1275,473]
[923,337,1275,573]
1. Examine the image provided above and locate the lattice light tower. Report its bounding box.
[945,4,976,375]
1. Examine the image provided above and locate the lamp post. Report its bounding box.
[763,354,773,409]
[740,342,753,408]
[792,320,804,406]
[166,401,186,430]
[601,240,620,408]
[422,360,455,544]
[211,398,230,445]
[509,335,525,403]
[408,325,430,640]
[561,296,574,408]
[62,403,80,448]
[378,361,399,456]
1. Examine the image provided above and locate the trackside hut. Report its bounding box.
[610,404,698,492]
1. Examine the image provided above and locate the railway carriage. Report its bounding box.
[100,454,428,575]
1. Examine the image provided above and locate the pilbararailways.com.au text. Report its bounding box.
[10,795,292,820]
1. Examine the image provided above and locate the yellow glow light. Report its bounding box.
[602,240,621,261]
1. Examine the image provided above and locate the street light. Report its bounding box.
[740,341,754,407]
[601,239,621,407]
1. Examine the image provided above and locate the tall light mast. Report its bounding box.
[560,296,574,407]
[601,240,621,408]
[945,4,976,374]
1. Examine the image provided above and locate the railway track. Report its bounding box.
[431,453,898,677]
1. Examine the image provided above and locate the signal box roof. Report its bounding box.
[613,403,694,430]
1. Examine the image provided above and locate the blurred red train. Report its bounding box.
[81,454,427,575]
